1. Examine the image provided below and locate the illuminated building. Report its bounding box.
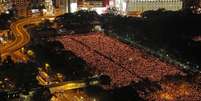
[102,0,184,15]
[43,0,54,15]
[69,0,183,15]
[43,0,198,15]
[53,0,61,8]
[127,0,183,13]
[11,0,30,16]
[60,0,68,14]
[27,0,57,16]
[51,0,61,15]
[77,0,110,14]
[11,0,44,16]
[11,0,56,16]
[58,0,110,14]
[0,0,12,14]
[26,0,44,16]
[59,0,78,14]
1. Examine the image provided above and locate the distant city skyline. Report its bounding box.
[0,0,200,16]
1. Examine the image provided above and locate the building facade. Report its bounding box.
[60,0,70,14]
[9,0,201,16]
[11,0,55,16]
[127,0,183,12]
[11,0,30,16]
[43,0,54,15]
[0,0,12,14]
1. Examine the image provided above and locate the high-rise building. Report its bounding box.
[60,0,68,14]
[76,0,109,14]
[53,0,60,8]
[11,0,30,16]
[0,0,12,14]
[57,0,110,15]
[44,0,54,15]
[127,0,183,13]
[11,0,52,16]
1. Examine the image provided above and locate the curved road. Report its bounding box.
[0,16,54,59]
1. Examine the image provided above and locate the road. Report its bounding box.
[0,16,54,60]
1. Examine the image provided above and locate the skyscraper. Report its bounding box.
[53,0,61,8]
[11,0,30,16]
[127,0,183,13]
[0,0,12,14]
[60,0,70,14]
[44,0,54,15]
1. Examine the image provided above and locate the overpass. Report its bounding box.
[0,16,55,61]
[0,76,105,99]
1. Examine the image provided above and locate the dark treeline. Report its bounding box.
[55,10,100,34]
[0,10,16,30]
[28,39,92,81]
[28,24,93,81]
[104,10,201,70]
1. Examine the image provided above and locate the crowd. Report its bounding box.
[54,9,201,71]
[0,9,198,100]
[58,33,185,87]
[58,35,138,87]
[58,32,201,100]
[147,81,201,101]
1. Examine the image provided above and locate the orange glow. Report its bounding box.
[160,92,174,100]
[178,84,190,96]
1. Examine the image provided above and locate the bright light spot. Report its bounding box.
[71,3,77,13]
[23,57,26,61]
[48,17,55,21]
[0,37,4,42]
[92,7,107,15]
[122,1,127,12]
[45,63,50,68]
[38,67,42,71]
[129,57,133,61]
[27,50,34,56]
[178,84,190,96]
[5,11,9,14]
[80,7,88,10]
[31,9,40,13]
[160,92,174,100]
[21,47,25,52]
[43,9,47,13]
[109,1,114,6]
